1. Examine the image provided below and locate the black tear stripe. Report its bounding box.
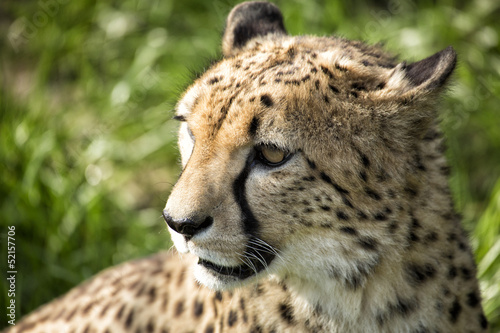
[233,152,259,237]
[232,153,275,276]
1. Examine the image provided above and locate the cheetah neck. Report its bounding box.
[279,252,413,331]
[273,135,466,331]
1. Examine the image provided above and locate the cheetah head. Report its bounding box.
[163,1,456,291]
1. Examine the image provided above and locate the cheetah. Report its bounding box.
[4,2,488,332]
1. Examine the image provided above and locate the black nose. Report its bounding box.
[162,210,213,238]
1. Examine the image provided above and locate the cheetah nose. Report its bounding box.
[162,210,214,239]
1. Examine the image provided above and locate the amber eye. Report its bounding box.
[258,145,290,166]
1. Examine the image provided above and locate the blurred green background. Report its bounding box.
[0,0,499,330]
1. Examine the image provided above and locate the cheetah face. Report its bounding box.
[163,2,456,291]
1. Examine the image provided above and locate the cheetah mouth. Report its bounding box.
[198,249,275,280]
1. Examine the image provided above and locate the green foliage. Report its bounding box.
[1,0,499,330]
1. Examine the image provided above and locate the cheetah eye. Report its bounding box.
[257,145,291,167]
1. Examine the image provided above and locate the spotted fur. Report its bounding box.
[4,2,487,332]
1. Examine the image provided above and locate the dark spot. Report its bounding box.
[146,320,155,333]
[345,274,363,290]
[336,211,349,220]
[404,186,418,197]
[461,267,473,280]
[116,304,125,320]
[284,79,301,85]
[323,95,330,103]
[82,302,93,314]
[100,303,111,317]
[440,165,451,176]
[424,231,439,243]
[360,154,370,167]
[320,206,331,211]
[194,300,204,318]
[215,291,223,302]
[374,212,387,221]
[315,80,320,89]
[249,116,260,136]
[335,63,347,72]
[351,82,366,91]
[377,297,418,326]
[376,313,385,327]
[301,74,311,82]
[377,169,389,182]
[204,325,214,333]
[228,310,238,327]
[479,313,488,329]
[414,154,426,171]
[362,60,373,66]
[388,221,398,233]
[409,216,421,232]
[406,263,436,285]
[443,213,454,222]
[240,298,246,311]
[357,211,368,220]
[125,308,134,328]
[350,91,358,98]
[342,196,354,208]
[393,297,418,316]
[376,82,386,90]
[448,266,457,280]
[249,96,255,102]
[423,129,440,141]
[256,283,265,295]
[358,237,378,251]
[359,171,367,182]
[82,324,91,333]
[260,94,273,107]
[449,298,462,323]
[409,231,420,243]
[329,84,339,93]
[320,65,334,78]
[250,325,263,333]
[302,176,316,182]
[340,226,357,235]
[175,300,184,317]
[365,188,381,200]
[148,286,156,301]
[466,292,480,308]
[306,159,316,169]
[279,303,294,324]
[208,76,221,85]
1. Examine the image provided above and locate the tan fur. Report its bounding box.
[4,2,487,332]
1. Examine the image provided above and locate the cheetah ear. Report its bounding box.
[222,1,287,57]
[379,47,457,145]
[387,46,457,96]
